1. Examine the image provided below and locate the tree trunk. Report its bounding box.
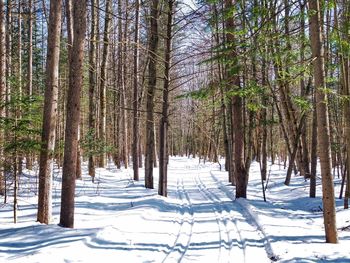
[225,0,247,197]
[88,0,97,180]
[59,0,86,228]
[261,59,268,181]
[17,0,22,176]
[25,0,33,170]
[145,0,159,189]
[132,0,140,180]
[37,0,62,224]
[65,0,81,180]
[309,0,338,243]
[299,0,310,179]
[310,92,317,198]
[159,0,173,197]
[115,0,123,169]
[121,0,129,169]
[0,0,5,196]
[98,0,111,168]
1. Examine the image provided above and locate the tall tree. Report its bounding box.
[25,0,33,170]
[225,0,247,198]
[145,0,159,189]
[158,0,174,197]
[59,0,87,228]
[308,0,338,243]
[37,0,62,224]
[88,0,97,180]
[0,0,5,196]
[132,0,140,180]
[98,0,112,168]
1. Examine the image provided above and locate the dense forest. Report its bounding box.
[1,0,350,249]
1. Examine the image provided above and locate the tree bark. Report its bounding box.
[17,0,22,176]
[159,0,173,197]
[98,0,111,168]
[132,0,140,180]
[25,0,33,170]
[59,0,86,228]
[37,0,62,224]
[65,0,81,180]
[0,0,5,196]
[308,0,338,243]
[225,0,247,197]
[145,0,159,189]
[88,0,97,180]
[310,92,317,198]
[121,0,129,169]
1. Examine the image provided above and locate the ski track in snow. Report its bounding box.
[194,172,227,262]
[163,163,269,263]
[209,170,276,262]
[162,177,194,262]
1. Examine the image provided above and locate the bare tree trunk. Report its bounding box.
[59,0,86,228]
[159,0,173,197]
[0,0,5,196]
[121,0,129,168]
[299,0,310,179]
[25,0,33,170]
[17,0,22,176]
[115,0,123,169]
[98,0,111,168]
[132,0,140,180]
[37,0,62,224]
[3,0,12,203]
[144,0,159,189]
[309,0,338,243]
[88,0,96,180]
[261,59,268,181]
[310,92,317,198]
[64,0,82,180]
[225,0,247,197]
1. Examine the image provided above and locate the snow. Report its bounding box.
[1,157,350,262]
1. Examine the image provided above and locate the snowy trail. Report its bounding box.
[163,161,270,263]
[162,177,194,262]
[2,157,350,262]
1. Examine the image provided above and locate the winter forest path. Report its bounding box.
[162,158,272,263]
[0,157,276,262]
[2,157,350,262]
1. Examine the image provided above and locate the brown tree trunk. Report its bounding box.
[309,0,338,243]
[25,0,33,170]
[299,0,310,179]
[65,0,81,180]
[115,0,123,169]
[98,0,111,168]
[17,0,22,176]
[225,0,247,197]
[132,0,140,180]
[261,59,268,181]
[3,0,12,203]
[37,0,62,224]
[88,0,97,180]
[59,0,86,228]
[159,0,173,197]
[121,0,129,169]
[144,0,159,189]
[310,92,317,198]
[0,0,5,196]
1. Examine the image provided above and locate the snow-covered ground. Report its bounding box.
[0,157,349,262]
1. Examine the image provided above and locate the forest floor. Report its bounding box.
[0,157,350,262]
